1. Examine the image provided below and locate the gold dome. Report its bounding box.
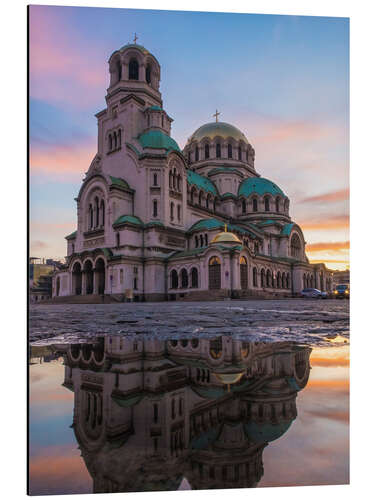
[188,122,249,144]
[213,372,245,385]
[211,227,241,244]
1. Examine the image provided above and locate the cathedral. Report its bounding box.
[60,335,311,492]
[52,40,332,301]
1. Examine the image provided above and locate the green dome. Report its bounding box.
[138,130,181,153]
[188,122,249,144]
[244,420,292,443]
[238,177,285,197]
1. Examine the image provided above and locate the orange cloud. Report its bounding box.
[310,356,350,368]
[305,241,350,252]
[300,188,349,204]
[299,214,349,231]
[307,379,349,391]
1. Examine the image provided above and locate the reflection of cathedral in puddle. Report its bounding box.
[61,336,311,492]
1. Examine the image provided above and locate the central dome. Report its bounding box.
[188,122,249,144]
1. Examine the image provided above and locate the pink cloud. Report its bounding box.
[30,139,96,179]
[29,6,107,108]
[300,188,349,204]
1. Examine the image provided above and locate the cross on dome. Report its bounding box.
[213,109,221,122]
[133,33,138,44]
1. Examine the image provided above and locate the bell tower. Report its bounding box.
[106,38,162,108]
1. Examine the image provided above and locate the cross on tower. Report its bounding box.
[213,109,220,122]
[133,33,138,44]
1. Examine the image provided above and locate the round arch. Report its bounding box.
[208,256,221,290]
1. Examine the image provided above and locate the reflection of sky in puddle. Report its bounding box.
[28,338,349,495]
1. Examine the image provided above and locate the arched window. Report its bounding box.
[206,196,209,209]
[181,269,188,288]
[277,271,281,288]
[291,234,301,258]
[170,202,174,221]
[108,134,112,151]
[253,267,258,287]
[113,132,117,149]
[177,204,181,221]
[153,173,158,186]
[95,197,99,227]
[146,64,151,84]
[242,199,246,214]
[275,197,280,213]
[89,204,93,229]
[129,58,139,80]
[171,270,178,289]
[191,267,198,288]
[190,188,195,204]
[116,232,120,247]
[169,170,173,189]
[118,129,121,147]
[198,192,203,205]
[187,151,191,164]
[208,256,221,289]
[205,144,210,159]
[195,236,199,248]
[266,270,272,287]
[240,256,248,290]
[264,196,270,212]
[204,233,208,246]
[173,168,177,189]
[282,272,286,288]
[177,175,181,191]
[286,273,290,289]
[254,241,259,253]
[238,147,242,161]
[260,269,265,287]
[195,146,199,162]
[101,199,105,226]
[216,143,221,158]
[228,143,232,158]
[253,198,258,212]
[153,200,158,217]
[200,234,204,247]
[116,60,122,81]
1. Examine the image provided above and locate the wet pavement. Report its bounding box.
[28,299,349,495]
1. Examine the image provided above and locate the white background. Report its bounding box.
[0,0,373,498]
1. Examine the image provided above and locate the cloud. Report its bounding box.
[29,6,107,109]
[299,214,349,231]
[30,140,96,179]
[310,356,350,368]
[309,259,349,265]
[31,240,49,250]
[305,409,349,424]
[305,241,350,252]
[300,188,349,204]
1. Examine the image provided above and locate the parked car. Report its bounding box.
[333,284,350,299]
[301,288,326,298]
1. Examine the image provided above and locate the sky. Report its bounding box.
[29,5,349,270]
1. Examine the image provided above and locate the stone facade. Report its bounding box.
[52,42,332,301]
